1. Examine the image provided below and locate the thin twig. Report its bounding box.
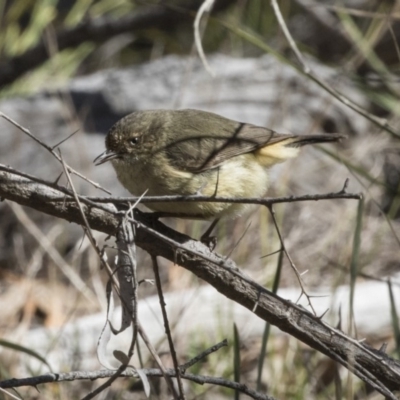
[81,327,137,400]
[0,112,111,193]
[225,222,252,259]
[59,151,99,248]
[151,256,185,400]
[267,205,317,315]
[137,324,180,398]
[0,387,20,400]
[51,129,80,150]
[180,339,228,370]
[55,187,362,205]
[0,368,275,400]
[8,202,97,304]
[260,248,283,259]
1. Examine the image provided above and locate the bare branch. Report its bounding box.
[54,187,363,205]
[0,368,275,400]
[0,166,400,397]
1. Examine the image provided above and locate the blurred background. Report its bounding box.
[0,0,399,399]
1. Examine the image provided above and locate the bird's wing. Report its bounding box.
[164,123,298,173]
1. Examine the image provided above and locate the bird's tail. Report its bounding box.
[255,133,345,167]
[287,133,346,147]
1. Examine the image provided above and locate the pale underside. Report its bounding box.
[111,143,300,219]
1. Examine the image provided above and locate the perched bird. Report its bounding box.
[94,109,344,220]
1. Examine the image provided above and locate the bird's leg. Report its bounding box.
[133,210,164,229]
[200,218,220,250]
[141,211,220,251]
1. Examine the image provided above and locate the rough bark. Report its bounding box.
[1,164,399,397]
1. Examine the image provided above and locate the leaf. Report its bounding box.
[0,339,52,371]
[136,368,151,398]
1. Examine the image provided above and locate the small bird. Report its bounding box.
[94,109,344,220]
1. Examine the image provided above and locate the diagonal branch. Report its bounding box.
[0,165,400,398]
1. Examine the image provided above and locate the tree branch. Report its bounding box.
[0,164,399,398]
[0,368,275,400]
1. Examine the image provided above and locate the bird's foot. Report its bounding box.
[200,218,220,251]
[200,234,217,251]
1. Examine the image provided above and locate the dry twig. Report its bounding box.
[0,166,399,398]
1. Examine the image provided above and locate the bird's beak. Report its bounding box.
[93,150,119,166]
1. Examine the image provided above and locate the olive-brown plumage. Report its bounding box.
[94,109,344,219]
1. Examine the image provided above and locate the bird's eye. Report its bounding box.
[129,137,139,145]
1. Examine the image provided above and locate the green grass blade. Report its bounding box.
[0,339,52,371]
[233,322,241,400]
[220,19,400,139]
[337,6,391,76]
